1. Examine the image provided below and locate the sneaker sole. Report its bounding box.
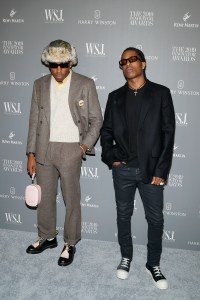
[116,270,129,280]
[145,267,168,290]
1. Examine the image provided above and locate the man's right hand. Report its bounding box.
[27,153,36,176]
[112,161,126,166]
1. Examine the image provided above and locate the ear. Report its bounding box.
[142,62,146,70]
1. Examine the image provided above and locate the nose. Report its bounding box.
[57,65,61,71]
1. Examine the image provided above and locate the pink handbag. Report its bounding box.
[25,173,41,207]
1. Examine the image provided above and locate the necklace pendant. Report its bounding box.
[129,80,146,96]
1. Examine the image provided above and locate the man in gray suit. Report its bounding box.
[26,40,103,266]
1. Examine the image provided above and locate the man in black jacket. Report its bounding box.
[101,47,175,289]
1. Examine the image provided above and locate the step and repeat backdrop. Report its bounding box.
[0,0,199,251]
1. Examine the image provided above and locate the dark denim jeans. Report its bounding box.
[112,165,164,266]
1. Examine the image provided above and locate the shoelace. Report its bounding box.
[33,232,58,248]
[64,243,70,250]
[121,258,130,268]
[38,237,44,242]
[61,244,71,259]
[32,237,45,248]
[152,266,163,278]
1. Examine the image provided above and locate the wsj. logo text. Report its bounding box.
[4,102,21,115]
[175,113,188,126]
[81,167,98,179]
[163,230,175,242]
[45,9,64,22]
[5,213,22,224]
[86,43,105,56]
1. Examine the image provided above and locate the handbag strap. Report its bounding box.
[31,173,36,184]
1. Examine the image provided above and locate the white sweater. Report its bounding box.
[49,73,79,143]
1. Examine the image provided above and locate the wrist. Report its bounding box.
[80,144,88,153]
[28,152,35,157]
[80,145,86,155]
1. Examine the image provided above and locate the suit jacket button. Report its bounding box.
[37,133,40,136]
[40,121,42,124]
[41,106,43,109]
[80,133,82,136]
[78,120,80,123]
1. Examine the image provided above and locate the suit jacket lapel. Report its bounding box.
[68,72,79,123]
[42,75,51,125]
[116,85,127,128]
[138,82,153,129]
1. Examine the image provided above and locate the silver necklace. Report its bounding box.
[128,81,146,96]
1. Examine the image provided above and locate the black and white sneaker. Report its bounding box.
[146,263,168,289]
[116,257,131,280]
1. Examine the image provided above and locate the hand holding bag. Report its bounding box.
[25,173,41,207]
